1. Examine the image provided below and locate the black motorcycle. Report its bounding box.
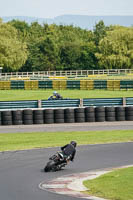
[44,152,70,172]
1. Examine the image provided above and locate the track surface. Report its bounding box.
[0,121,133,133]
[1,122,133,200]
[0,143,133,200]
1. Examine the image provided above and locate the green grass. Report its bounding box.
[0,130,133,151]
[0,89,133,101]
[84,167,133,200]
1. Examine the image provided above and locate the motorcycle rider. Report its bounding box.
[61,141,77,162]
[48,91,63,100]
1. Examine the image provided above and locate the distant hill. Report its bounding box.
[2,15,133,30]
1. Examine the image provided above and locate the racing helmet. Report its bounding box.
[70,141,77,148]
[53,91,57,95]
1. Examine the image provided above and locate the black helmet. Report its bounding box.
[70,141,77,148]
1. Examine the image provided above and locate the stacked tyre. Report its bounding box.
[64,108,75,123]
[12,110,23,125]
[115,107,125,121]
[0,111,1,125]
[33,110,44,124]
[54,109,64,123]
[95,107,105,122]
[44,109,54,124]
[105,107,116,121]
[85,107,95,122]
[2,111,12,125]
[125,107,133,121]
[74,108,85,123]
[23,109,33,125]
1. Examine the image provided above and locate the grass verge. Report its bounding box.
[0,89,133,101]
[84,167,133,200]
[0,130,133,151]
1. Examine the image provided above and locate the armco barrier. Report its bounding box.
[0,100,38,109]
[41,99,80,108]
[0,106,133,126]
[0,97,133,110]
[83,98,123,107]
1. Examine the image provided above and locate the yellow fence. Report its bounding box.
[52,80,67,90]
[24,81,38,90]
[80,80,94,90]
[107,80,120,90]
[0,81,10,90]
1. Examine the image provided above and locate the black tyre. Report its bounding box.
[85,117,95,122]
[85,113,95,118]
[85,107,95,112]
[23,109,33,115]
[13,120,23,125]
[44,113,54,119]
[44,161,56,172]
[75,108,85,113]
[75,117,85,123]
[2,115,12,121]
[54,109,64,115]
[125,107,133,112]
[95,107,105,112]
[105,107,115,112]
[125,111,133,116]
[116,116,125,121]
[115,111,125,117]
[65,118,75,123]
[115,107,125,112]
[95,117,105,122]
[75,113,85,118]
[33,120,44,124]
[2,111,12,116]
[12,110,22,116]
[44,118,54,124]
[105,112,115,117]
[64,108,74,114]
[95,112,105,118]
[2,120,12,125]
[33,110,43,115]
[54,114,64,119]
[54,118,64,123]
[23,120,33,125]
[12,115,22,120]
[23,115,33,120]
[126,116,133,121]
[106,116,116,121]
[33,115,43,120]
[64,113,75,118]
[44,109,54,114]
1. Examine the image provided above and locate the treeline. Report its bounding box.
[0,18,133,72]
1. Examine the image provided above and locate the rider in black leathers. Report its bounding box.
[61,141,77,162]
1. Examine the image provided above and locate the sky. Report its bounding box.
[0,0,133,18]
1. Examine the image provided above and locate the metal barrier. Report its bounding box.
[83,98,123,107]
[41,99,80,108]
[0,97,133,110]
[0,100,38,109]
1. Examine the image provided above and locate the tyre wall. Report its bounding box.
[0,106,133,126]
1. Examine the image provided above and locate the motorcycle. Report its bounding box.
[44,151,70,172]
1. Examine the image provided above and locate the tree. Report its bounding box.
[93,20,107,45]
[0,20,28,71]
[95,26,133,69]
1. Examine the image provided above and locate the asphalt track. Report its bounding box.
[0,122,133,200]
[0,121,133,133]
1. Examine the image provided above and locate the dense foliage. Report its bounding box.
[0,18,133,72]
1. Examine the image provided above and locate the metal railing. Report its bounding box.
[0,69,133,80]
[0,97,132,110]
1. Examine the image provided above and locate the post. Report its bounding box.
[38,100,42,108]
[79,99,83,107]
[123,97,126,106]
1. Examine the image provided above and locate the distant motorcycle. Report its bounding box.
[44,151,71,172]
